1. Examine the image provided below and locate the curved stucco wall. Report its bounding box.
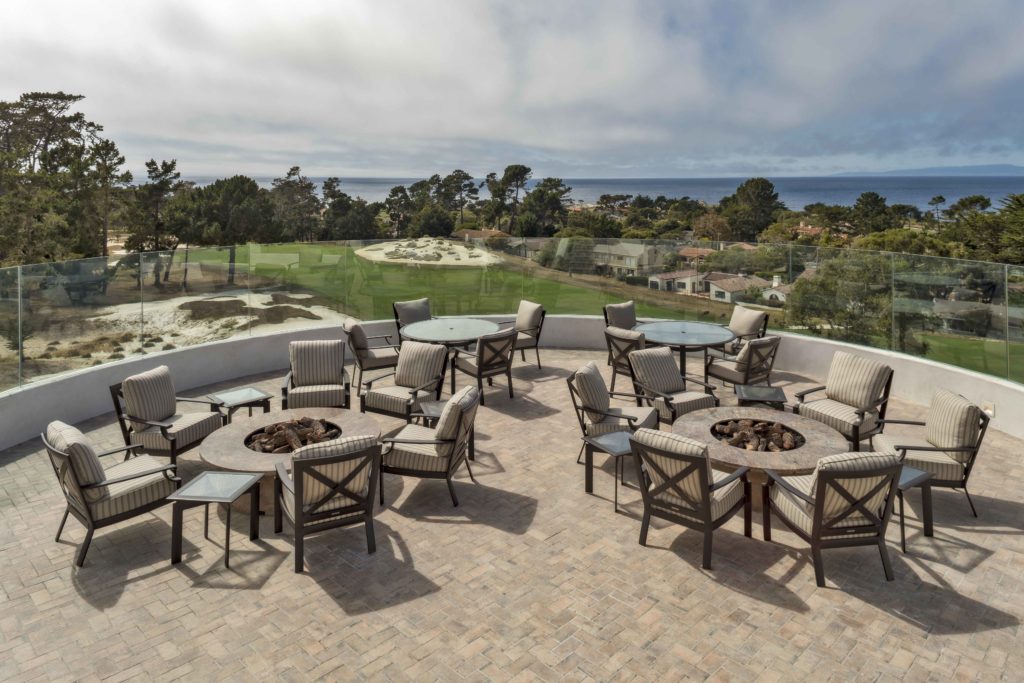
[0,315,1019,451]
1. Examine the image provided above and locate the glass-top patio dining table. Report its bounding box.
[401,317,500,346]
[634,320,735,380]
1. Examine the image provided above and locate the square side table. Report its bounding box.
[169,471,262,568]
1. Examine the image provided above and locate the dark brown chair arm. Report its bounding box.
[876,419,926,426]
[582,406,641,425]
[281,371,293,396]
[632,381,672,401]
[177,396,223,407]
[607,391,646,401]
[896,444,975,454]
[710,466,750,491]
[362,370,396,391]
[82,464,177,488]
[94,444,144,458]
[682,375,718,393]
[383,437,455,445]
[764,469,815,505]
[794,385,826,402]
[408,375,442,395]
[274,462,294,495]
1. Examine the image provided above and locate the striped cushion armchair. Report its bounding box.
[360,341,448,421]
[110,365,224,465]
[43,421,180,566]
[627,346,719,423]
[380,386,480,507]
[719,305,768,356]
[344,318,400,391]
[500,299,546,368]
[763,452,902,587]
[872,389,990,516]
[282,340,351,410]
[567,362,657,438]
[629,428,751,569]
[274,435,381,573]
[794,351,894,450]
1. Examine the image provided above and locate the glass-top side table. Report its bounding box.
[169,471,262,568]
[582,430,634,513]
[208,386,273,423]
[735,384,787,410]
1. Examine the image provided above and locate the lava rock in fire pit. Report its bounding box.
[245,417,342,454]
[711,418,805,452]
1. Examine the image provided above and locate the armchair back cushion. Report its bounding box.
[729,306,767,338]
[291,434,378,511]
[122,365,176,431]
[632,428,713,498]
[629,346,686,394]
[823,351,891,411]
[394,341,447,389]
[925,390,982,463]
[604,301,637,329]
[46,421,105,486]
[734,336,780,375]
[571,361,610,422]
[434,386,480,458]
[343,318,369,350]
[394,298,431,327]
[811,451,900,526]
[290,340,346,387]
[475,328,516,370]
[515,300,544,332]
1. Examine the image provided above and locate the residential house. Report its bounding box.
[707,274,771,303]
[592,242,662,277]
[647,269,702,293]
[678,246,716,264]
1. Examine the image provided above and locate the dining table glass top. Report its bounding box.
[401,317,500,344]
[634,320,735,348]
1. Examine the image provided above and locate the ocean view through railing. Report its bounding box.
[1,237,1020,392]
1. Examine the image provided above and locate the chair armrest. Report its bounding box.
[709,466,750,491]
[281,372,293,395]
[362,371,396,391]
[497,319,515,326]
[125,414,174,430]
[607,391,646,401]
[682,375,717,393]
[409,375,442,395]
[94,443,144,458]
[382,437,454,446]
[582,406,641,425]
[177,396,223,407]
[633,381,672,401]
[274,462,294,494]
[82,464,177,488]
[876,419,926,426]
[896,444,975,454]
[794,385,826,402]
[763,470,815,505]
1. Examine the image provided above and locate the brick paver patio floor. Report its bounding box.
[1,349,1021,680]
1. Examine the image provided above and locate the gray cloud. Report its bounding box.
[2,0,1023,178]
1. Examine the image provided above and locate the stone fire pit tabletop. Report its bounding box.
[200,407,381,474]
[672,406,849,474]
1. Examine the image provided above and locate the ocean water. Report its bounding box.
[200,175,1024,211]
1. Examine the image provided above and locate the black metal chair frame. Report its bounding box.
[626,355,721,424]
[379,406,476,507]
[604,327,645,402]
[499,309,547,369]
[274,443,382,573]
[359,362,447,422]
[630,438,751,569]
[793,368,894,451]
[450,328,516,406]
[705,336,781,389]
[42,434,180,567]
[762,462,901,587]
[877,409,991,516]
[109,382,225,466]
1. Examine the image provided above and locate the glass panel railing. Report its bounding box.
[0,266,21,391]
[247,242,342,336]
[21,255,143,382]
[1008,265,1024,383]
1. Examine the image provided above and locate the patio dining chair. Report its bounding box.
[705,336,781,388]
[281,339,351,410]
[603,300,637,329]
[360,341,448,421]
[605,326,646,399]
[793,351,893,450]
[629,428,751,569]
[627,346,719,424]
[43,421,180,566]
[871,389,990,516]
[499,299,546,368]
[274,435,381,573]
[763,451,902,587]
[450,327,516,405]
[344,318,400,392]
[380,386,480,507]
[393,297,433,337]
[716,305,768,356]
[110,365,224,465]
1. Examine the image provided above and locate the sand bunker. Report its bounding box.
[355,237,501,267]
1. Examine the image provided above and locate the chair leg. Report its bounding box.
[507,370,514,398]
[379,471,385,506]
[639,510,651,546]
[446,477,460,507]
[610,370,617,392]
[702,531,713,570]
[274,478,283,534]
[576,442,585,464]
[365,519,376,554]
[534,346,541,369]
[743,481,752,538]
[613,456,620,513]
[478,377,485,406]
[520,348,526,362]
[55,508,69,542]
[294,534,304,573]
[762,485,772,541]
[964,488,978,517]
[464,457,476,483]
[878,540,894,581]
[812,546,825,587]
[898,491,906,553]
[76,528,94,567]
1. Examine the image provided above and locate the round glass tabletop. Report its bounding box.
[401,318,500,344]
[634,320,735,348]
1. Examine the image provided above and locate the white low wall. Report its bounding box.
[1,315,1021,451]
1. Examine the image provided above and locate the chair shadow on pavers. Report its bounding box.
[310,521,440,616]
[393,480,538,535]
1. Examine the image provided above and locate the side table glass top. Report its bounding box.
[169,471,262,503]
[634,321,735,348]
[402,318,499,344]
[209,386,273,408]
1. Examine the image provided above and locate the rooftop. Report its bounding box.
[2,348,1022,680]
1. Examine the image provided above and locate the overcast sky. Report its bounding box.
[3,0,1023,179]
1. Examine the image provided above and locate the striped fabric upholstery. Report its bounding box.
[394,298,431,326]
[383,424,448,472]
[813,451,899,531]
[769,474,820,537]
[284,435,377,521]
[655,391,717,422]
[924,390,981,463]
[46,421,105,486]
[363,385,419,415]
[289,340,346,387]
[824,351,891,411]
[658,469,745,523]
[87,455,175,518]
[586,405,658,436]
[515,300,544,333]
[604,301,636,328]
[798,398,877,440]
[903,451,964,482]
[122,365,177,431]
[286,385,347,409]
[631,428,714,510]
[572,362,610,422]
[434,386,480,459]
[629,347,686,394]
[130,412,222,453]
[394,341,447,389]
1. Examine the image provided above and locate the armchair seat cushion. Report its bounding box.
[655,469,745,522]
[46,421,105,486]
[872,433,963,480]
[363,385,420,416]
[130,412,222,453]
[706,360,747,385]
[798,398,877,440]
[362,347,399,369]
[87,455,176,518]
[655,391,716,421]
[515,331,539,349]
[586,405,657,436]
[383,424,448,472]
[287,384,347,409]
[121,365,177,431]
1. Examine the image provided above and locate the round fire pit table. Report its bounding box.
[671,406,850,508]
[200,408,381,513]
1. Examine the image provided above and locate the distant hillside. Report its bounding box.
[834,164,1024,177]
